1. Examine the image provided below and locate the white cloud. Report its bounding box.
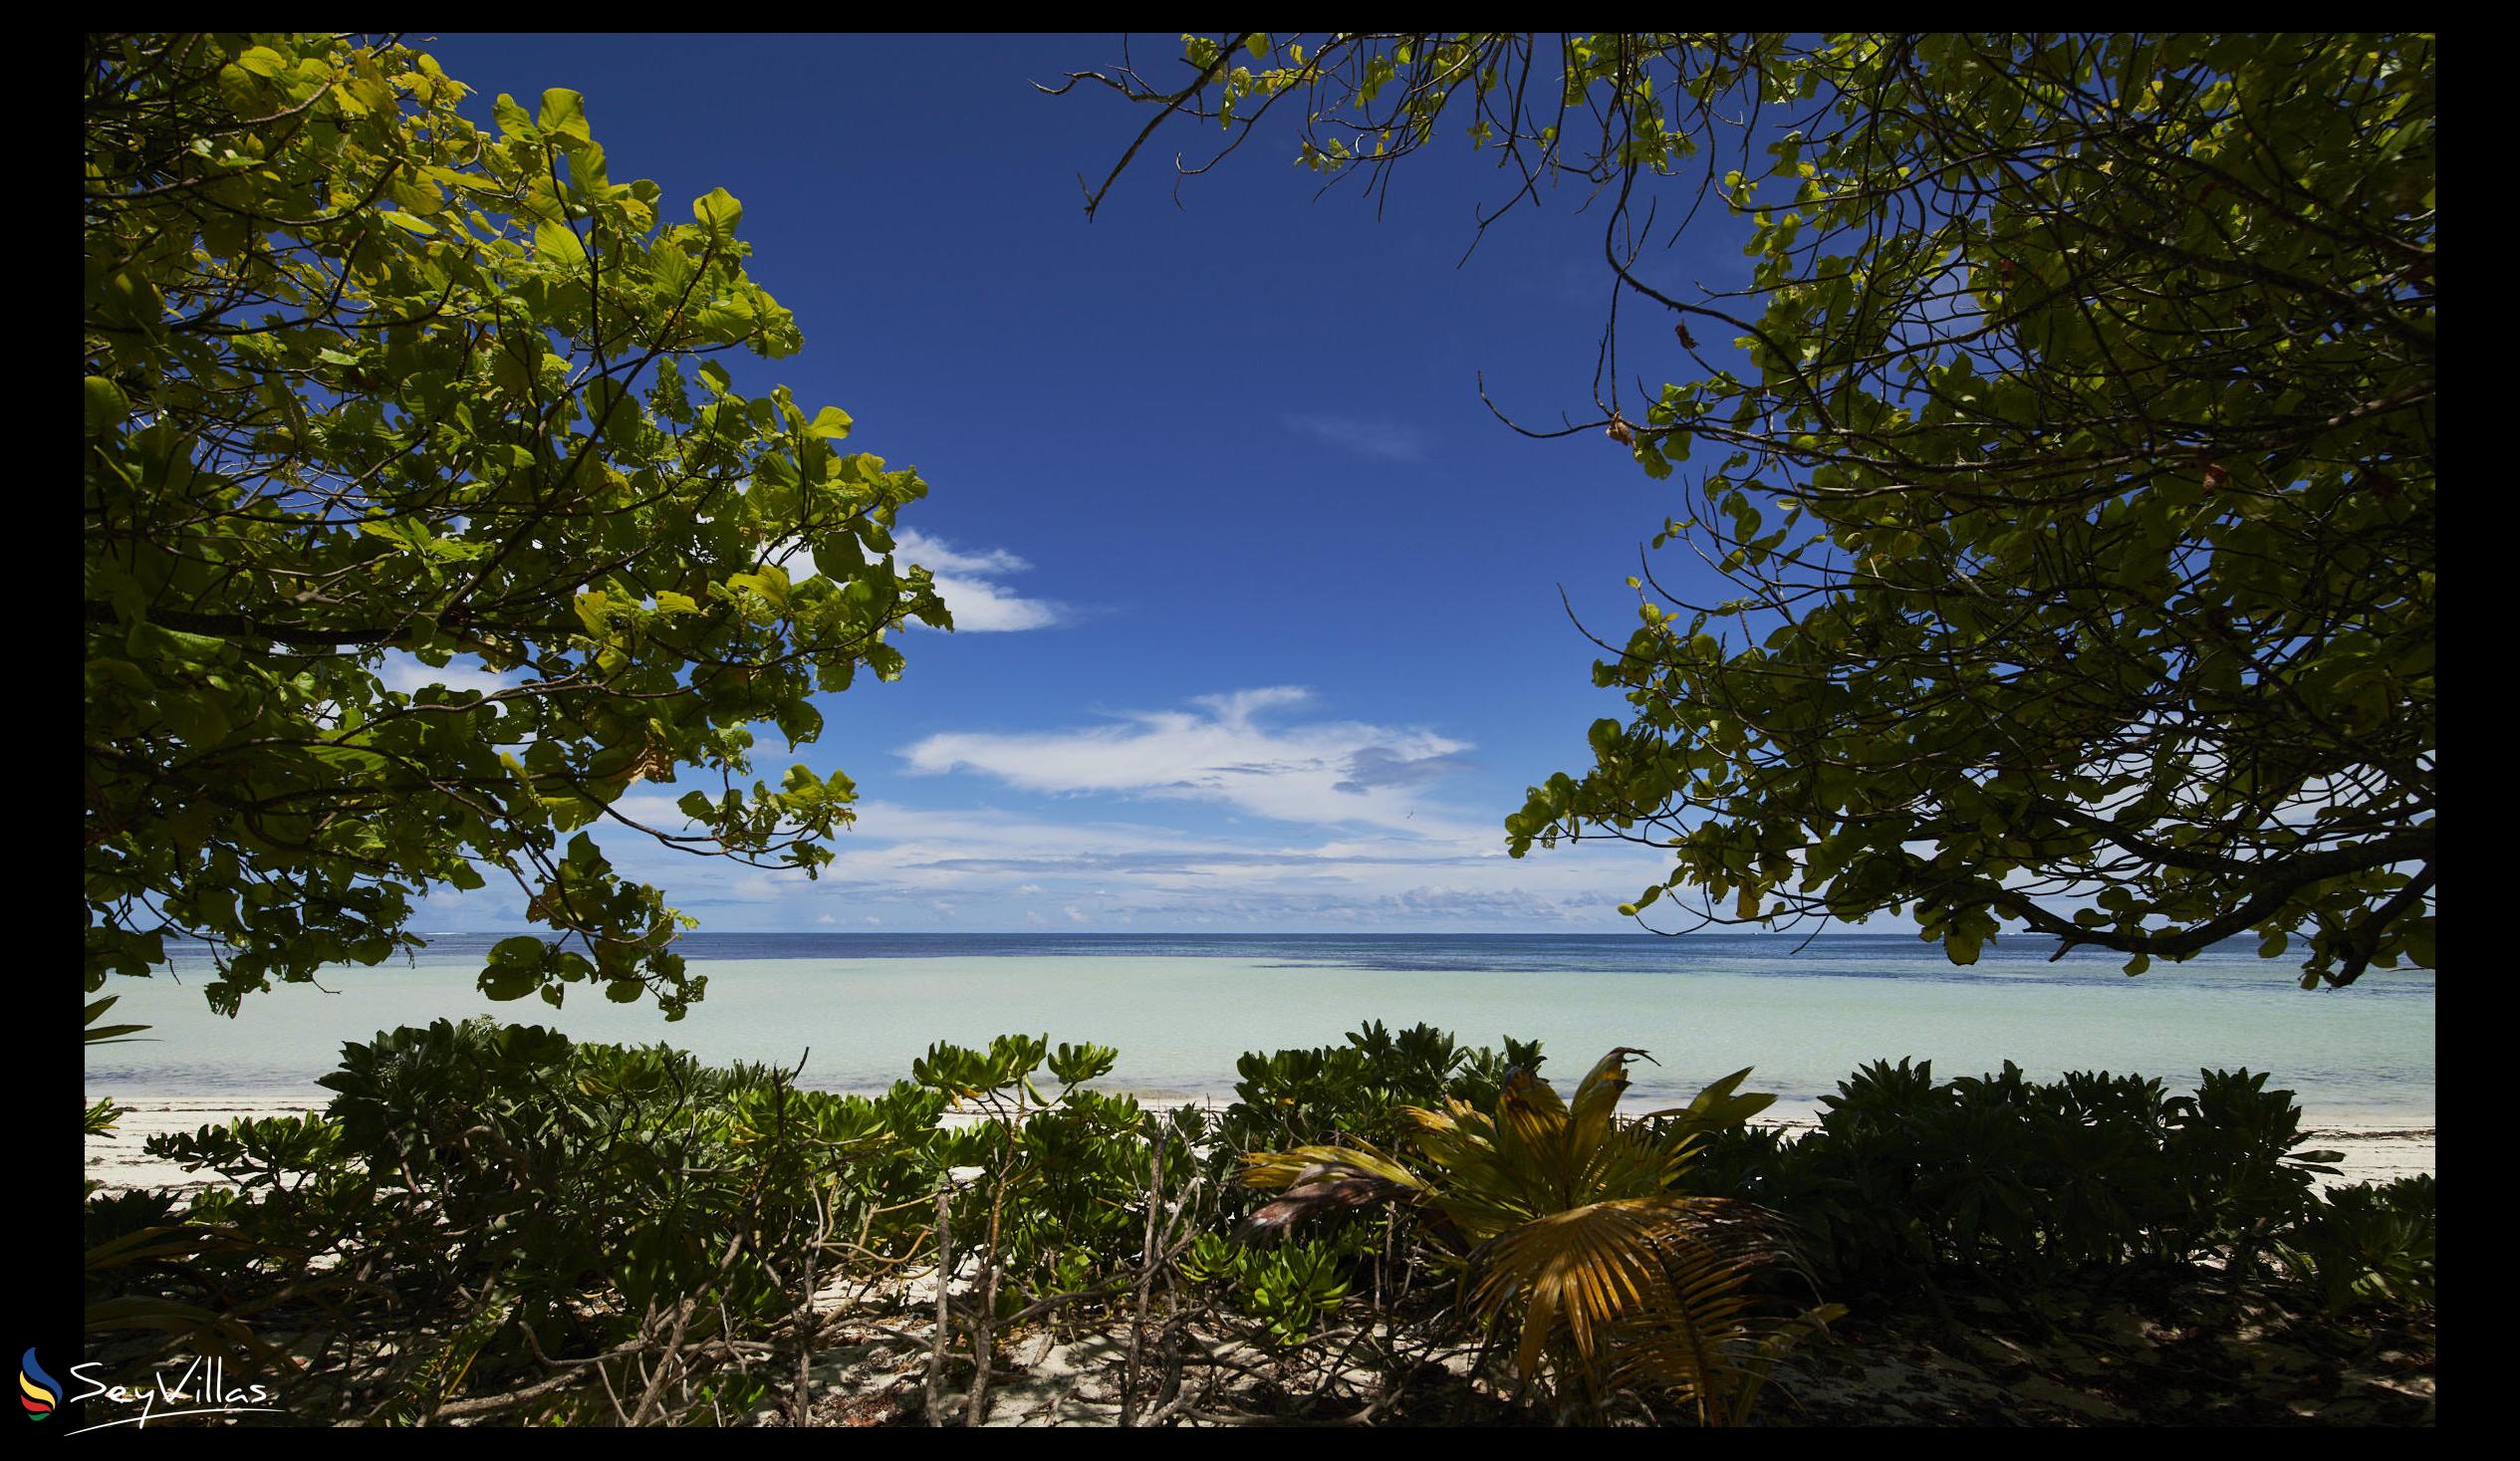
[770,527,1067,632]
[898,687,1480,832]
[607,792,698,829]
[1282,412,1430,463]
[496,690,1685,932]
[925,573,1065,632]
[559,782,1678,931]
[816,779,1674,927]
[895,529,1066,632]
[892,529,1029,577]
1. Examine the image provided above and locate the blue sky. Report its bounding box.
[410,33,1767,934]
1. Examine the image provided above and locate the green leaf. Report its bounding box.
[85,375,130,435]
[693,186,744,235]
[491,92,536,137]
[537,88,590,140]
[536,219,587,267]
[489,935,545,969]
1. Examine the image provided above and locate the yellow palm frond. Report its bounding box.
[1474,1196,1685,1382]
[1611,1200,1838,1424]
[1236,1047,1836,1423]
[1237,1141,1426,1239]
[1239,1141,1420,1192]
[1566,1047,1650,1162]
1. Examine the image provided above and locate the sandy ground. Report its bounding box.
[84,1095,2434,1198]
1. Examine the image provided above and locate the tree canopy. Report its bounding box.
[85,34,947,1017]
[1068,33,2434,985]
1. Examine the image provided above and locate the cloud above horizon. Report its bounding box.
[416,688,1690,934]
[897,687,1480,833]
[578,791,1672,931]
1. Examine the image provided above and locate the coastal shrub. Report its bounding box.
[311,1020,807,1323]
[124,1018,950,1422]
[2161,1068,2347,1273]
[97,1027,2426,1424]
[1197,1022,1551,1360]
[1685,1060,2348,1294]
[84,1188,183,1254]
[2272,1174,2436,1316]
[1178,1233,1353,1348]
[1222,1022,1542,1144]
[119,1023,1260,1421]
[1212,1020,1542,1205]
[911,1034,1181,1320]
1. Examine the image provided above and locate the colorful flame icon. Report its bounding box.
[19,1348,60,1419]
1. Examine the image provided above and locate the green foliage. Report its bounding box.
[2271,1174,2435,1315]
[1080,34,2434,986]
[100,1020,1215,1419]
[87,1016,2433,1421]
[84,1096,127,1141]
[1217,1019,1542,1166]
[109,1018,947,1420]
[86,994,149,1048]
[1688,1059,2346,1292]
[911,1034,1177,1315]
[85,34,946,1017]
[1178,1233,1352,1348]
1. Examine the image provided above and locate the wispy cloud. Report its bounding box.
[433,691,1683,932]
[1281,413,1430,464]
[440,783,1680,932]
[721,798,1664,928]
[898,687,1478,833]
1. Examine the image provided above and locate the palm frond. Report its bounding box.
[1236,1046,1836,1423]
[1476,1197,1684,1382]
[1237,1141,1424,1239]
[1618,1300,1848,1426]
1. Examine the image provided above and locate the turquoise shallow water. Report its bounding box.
[84,934,2434,1125]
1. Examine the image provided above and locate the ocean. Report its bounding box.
[83,933,2435,1126]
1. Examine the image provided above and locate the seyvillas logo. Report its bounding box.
[20,1348,61,1419]
[53,1354,285,1433]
